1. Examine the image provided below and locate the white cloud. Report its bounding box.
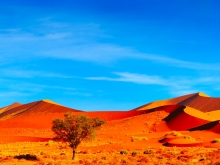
[0,69,74,78]
[86,72,220,97]
[0,91,30,98]
[0,19,219,70]
[87,72,168,85]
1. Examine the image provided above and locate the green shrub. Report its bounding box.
[131,151,138,156]
[120,150,128,154]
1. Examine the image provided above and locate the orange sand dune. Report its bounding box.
[2,91,220,151]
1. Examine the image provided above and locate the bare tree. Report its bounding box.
[52,113,105,160]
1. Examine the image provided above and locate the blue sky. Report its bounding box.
[1,0,220,110]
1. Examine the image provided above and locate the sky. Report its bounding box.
[1,0,220,110]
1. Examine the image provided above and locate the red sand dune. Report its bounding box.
[163,106,216,131]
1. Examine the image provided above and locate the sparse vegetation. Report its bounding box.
[46,140,55,146]
[14,154,37,161]
[183,135,195,140]
[143,149,155,154]
[52,113,105,160]
[165,131,183,137]
[120,150,128,154]
[131,136,148,142]
[131,151,138,156]
[212,138,220,143]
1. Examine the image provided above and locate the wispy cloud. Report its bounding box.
[135,53,220,70]
[0,68,74,79]
[0,19,219,70]
[86,72,220,96]
[0,91,31,98]
[87,72,168,85]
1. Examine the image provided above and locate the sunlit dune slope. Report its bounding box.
[206,110,220,120]
[0,100,81,121]
[161,105,217,131]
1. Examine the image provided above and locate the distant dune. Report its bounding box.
[1,92,220,147]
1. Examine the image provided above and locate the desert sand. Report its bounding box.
[1,92,220,164]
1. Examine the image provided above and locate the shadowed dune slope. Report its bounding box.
[177,92,220,112]
[208,121,220,134]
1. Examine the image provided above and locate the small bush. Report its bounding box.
[212,138,220,143]
[120,150,128,154]
[183,135,195,140]
[143,149,154,154]
[165,131,182,137]
[46,140,55,146]
[14,154,37,161]
[131,151,138,156]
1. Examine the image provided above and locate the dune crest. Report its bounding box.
[42,99,62,106]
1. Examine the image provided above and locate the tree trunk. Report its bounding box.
[72,149,76,160]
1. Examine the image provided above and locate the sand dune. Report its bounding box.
[2,91,220,150]
[0,102,22,114]
[134,92,205,111]
[163,106,216,131]
[0,100,81,121]
[177,92,220,112]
